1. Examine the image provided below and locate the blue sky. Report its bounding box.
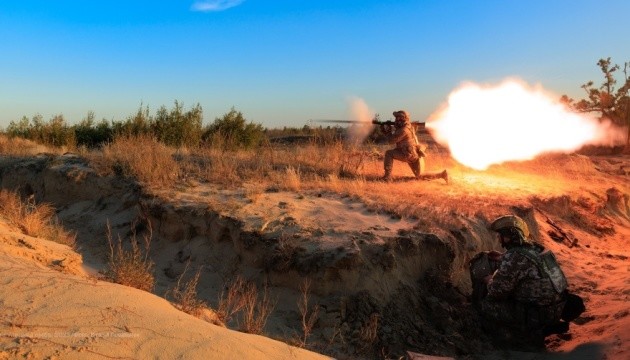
[1,0,628,129]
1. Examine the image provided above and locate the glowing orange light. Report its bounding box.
[427,79,624,170]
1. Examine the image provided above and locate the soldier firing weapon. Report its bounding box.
[313,111,447,183]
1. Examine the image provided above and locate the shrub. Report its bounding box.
[104,222,155,292]
[74,112,114,148]
[0,190,76,248]
[6,114,76,148]
[100,134,179,186]
[240,281,274,335]
[151,101,203,148]
[203,108,264,149]
[171,266,208,318]
[217,276,275,334]
[298,278,320,347]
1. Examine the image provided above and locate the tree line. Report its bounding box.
[4,102,265,150]
[5,58,628,149]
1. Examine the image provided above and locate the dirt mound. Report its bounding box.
[1,152,628,359]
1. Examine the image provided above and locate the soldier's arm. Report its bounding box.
[388,127,411,144]
[486,252,528,300]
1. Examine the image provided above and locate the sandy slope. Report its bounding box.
[0,151,628,359]
[0,220,330,360]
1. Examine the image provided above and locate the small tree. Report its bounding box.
[151,101,203,148]
[113,104,152,138]
[74,111,114,148]
[203,107,264,149]
[562,57,630,147]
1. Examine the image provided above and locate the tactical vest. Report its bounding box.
[511,246,568,294]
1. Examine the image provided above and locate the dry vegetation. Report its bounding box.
[1,130,627,358]
[61,133,625,242]
[216,275,275,335]
[297,278,320,348]
[0,134,58,156]
[0,189,76,247]
[103,222,155,292]
[80,134,611,222]
[95,134,180,186]
[170,265,212,319]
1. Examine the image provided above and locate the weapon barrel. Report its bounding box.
[310,119,366,124]
[373,120,426,128]
[312,119,428,131]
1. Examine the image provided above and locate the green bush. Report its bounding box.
[7,114,76,148]
[74,111,114,148]
[150,101,203,148]
[3,103,264,150]
[203,108,264,149]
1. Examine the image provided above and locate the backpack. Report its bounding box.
[513,246,568,294]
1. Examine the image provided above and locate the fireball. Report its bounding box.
[427,79,623,170]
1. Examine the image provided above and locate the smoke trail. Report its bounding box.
[346,96,374,145]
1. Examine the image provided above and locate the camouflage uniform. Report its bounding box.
[383,122,422,178]
[479,245,567,331]
[383,110,447,182]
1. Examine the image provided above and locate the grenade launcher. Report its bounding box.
[311,119,428,132]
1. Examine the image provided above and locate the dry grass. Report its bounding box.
[0,134,53,156]
[171,265,208,317]
[0,190,76,247]
[217,275,275,335]
[283,166,302,191]
[297,278,320,347]
[217,276,248,324]
[89,134,179,186]
[75,133,622,229]
[241,281,274,334]
[358,313,380,353]
[104,221,155,292]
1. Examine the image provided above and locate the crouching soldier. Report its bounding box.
[469,215,585,346]
[381,110,448,183]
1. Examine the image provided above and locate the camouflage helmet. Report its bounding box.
[393,110,410,124]
[490,215,530,239]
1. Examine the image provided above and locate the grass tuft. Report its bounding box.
[217,275,275,335]
[0,190,76,248]
[104,221,155,292]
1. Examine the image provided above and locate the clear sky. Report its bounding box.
[1,0,628,129]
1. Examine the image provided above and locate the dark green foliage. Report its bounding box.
[112,104,152,138]
[203,107,264,149]
[7,114,76,148]
[151,101,203,148]
[3,102,265,150]
[74,111,114,148]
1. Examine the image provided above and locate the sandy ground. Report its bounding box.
[0,151,628,359]
[0,219,331,360]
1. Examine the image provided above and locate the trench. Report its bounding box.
[0,153,491,357]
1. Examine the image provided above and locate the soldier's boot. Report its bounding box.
[419,170,449,184]
[410,160,421,179]
[381,168,392,182]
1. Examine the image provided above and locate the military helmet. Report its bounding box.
[489,215,530,239]
[393,110,411,126]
